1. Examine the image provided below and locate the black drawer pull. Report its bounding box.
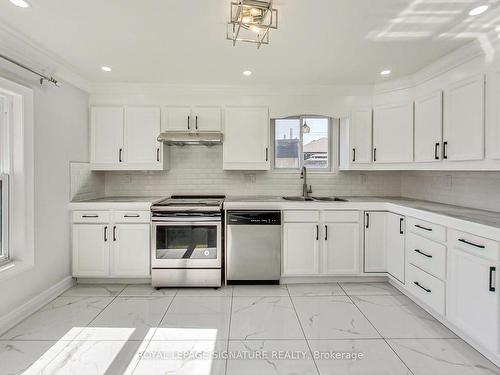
[104,226,108,242]
[325,225,328,241]
[113,226,117,241]
[352,148,356,162]
[82,214,98,218]
[399,217,404,235]
[414,281,431,293]
[365,213,370,229]
[415,224,432,232]
[443,141,448,159]
[434,142,440,160]
[490,267,496,292]
[315,225,319,241]
[156,148,160,162]
[458,238,485,249]
[414,249,433,258]
[124,214,140,218]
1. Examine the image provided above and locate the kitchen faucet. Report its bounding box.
[301,166,312,197]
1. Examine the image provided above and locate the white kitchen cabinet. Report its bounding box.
[490,70,500,159]
[192,107,222,132]
[162,106,192,131]
[415,91,443,162]
[223,106,270,170]
[448,247,499,353]
[373,103,414,163]
[350,108,373,164]
[91,106,168,171]
[283,223,319,275]
[72,224,110,277]
[323,221,361,275]
[386,213,405,284]
[364,212,387,272]
[90,107,124,167]
[443,75,485,161]
[125,107,163,166]
[111,224,150,277]
[162,106,222,132]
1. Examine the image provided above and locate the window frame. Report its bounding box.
[0,174,8,267]
[271,115,336,173]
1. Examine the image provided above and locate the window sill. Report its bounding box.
[0,260,34,282]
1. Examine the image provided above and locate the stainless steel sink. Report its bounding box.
[282,196,348,202]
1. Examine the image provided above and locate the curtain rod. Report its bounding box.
[0,53,59,87]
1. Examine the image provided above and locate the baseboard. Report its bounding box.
[0,276,75,336]
[281,275,388,284]
[75,277,151,284]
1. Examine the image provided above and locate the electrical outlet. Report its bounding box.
[244,173,256,184]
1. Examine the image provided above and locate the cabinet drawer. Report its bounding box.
[72,211,110,223]
[449,229,499,261]
[407,217,446,243]
[113,211,151,223]
[407,233,446,280]
[407,263,445,316]
[323,211,360,223]
[283,210,319,223]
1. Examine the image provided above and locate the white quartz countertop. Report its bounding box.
[224,196,500,233]
[68,196,164,210]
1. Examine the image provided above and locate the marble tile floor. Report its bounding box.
[0,282,499,375]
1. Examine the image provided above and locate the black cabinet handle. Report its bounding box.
[434,143,440,160]
[325,225,328,241]
[156,148,160,162]
[316,225,319,241]
[365,213,370,229]
[443,141,448,159]
[414,281,431,293]
[82,214,98,218]
[195,115,198,130]
[373,148,377,162]
[489,267,496,292]
[352,148,356,162]
[187,115,190,130]
[399,217,404,234]
[415,224,432,232]
[458,238,485,249]
[119,148,123,163]
[113,226,117,241]
[104,226,108,242]
[414,249,433,258]
[265,147,269,162]
[124,214,140,218]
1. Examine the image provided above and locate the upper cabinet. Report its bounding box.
[350,108,373,164]
[443,75,485,161]
[223,106,270,170]
[162,106,222,132]
[489,70,500,159]
[415,91,443,162]
[91,106,169,171]
[373,102,414,163]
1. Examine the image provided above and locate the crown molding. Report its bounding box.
[0,21,91,92]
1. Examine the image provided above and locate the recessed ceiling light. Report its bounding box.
[469,5,489,16]
[380,70,392,76]
[101,66,112,72]
[243,70,252,76]
[9,0,30,8]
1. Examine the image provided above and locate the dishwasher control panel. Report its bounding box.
[227,211,281,225]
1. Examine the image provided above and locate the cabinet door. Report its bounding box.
[448,248,499,353]
[364,212,387,272]
[350,108,373,164]
[162,106,192,132]
[192,107,222,132]
[72,224,110,277]
[283,223,319,275]
[415,92,443,162]
[111,224,150,277]
[125,107,161,165]
[489,70,500,159]
[373,103,414,163]
[443,75,485,161]
[386,213,405,284]
[223,107,270,170]
[323,222,360,275]
[90,107,124,166]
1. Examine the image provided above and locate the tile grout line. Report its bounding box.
[287,285,321,375]
[339,283,415,375]
[224,286,234,375]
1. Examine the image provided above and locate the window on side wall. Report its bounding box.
[272,116,333,171]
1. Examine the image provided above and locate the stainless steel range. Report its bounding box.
[151,195,224,287]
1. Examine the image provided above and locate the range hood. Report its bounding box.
[157,131,223,146]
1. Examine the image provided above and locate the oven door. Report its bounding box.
[151,220,221,268]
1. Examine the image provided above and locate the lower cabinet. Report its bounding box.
[447,246,499,353]
[282,211,361,276]
[386,213,405,283]
[72,211,150,278]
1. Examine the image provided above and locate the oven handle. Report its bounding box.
[152,216,221,222]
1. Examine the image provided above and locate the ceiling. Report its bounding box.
[0,0,499,86]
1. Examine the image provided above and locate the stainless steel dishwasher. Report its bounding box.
[226,211,281,284]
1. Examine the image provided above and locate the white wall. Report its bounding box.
[0,67,88,318]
